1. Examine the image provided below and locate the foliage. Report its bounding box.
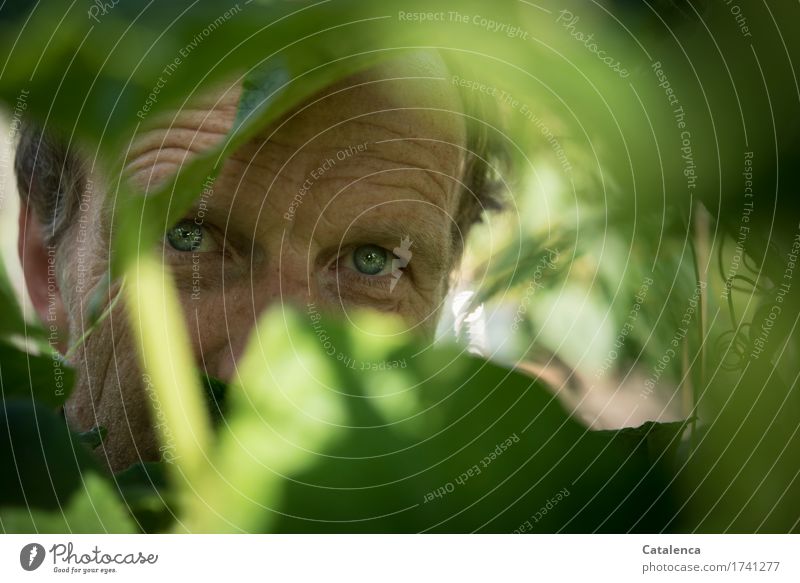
[0,0,799,533]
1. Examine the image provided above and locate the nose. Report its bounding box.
[208,257,313,383]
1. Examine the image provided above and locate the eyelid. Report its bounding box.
[333,262,396,295]
[196,223,222,253]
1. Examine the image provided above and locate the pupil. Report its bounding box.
[354,245,387,275]
[167,220,202,252]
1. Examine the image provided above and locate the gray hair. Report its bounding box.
[14,123,88,245]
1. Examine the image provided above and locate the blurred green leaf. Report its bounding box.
[76,425,108,450]
[178,306,678,533]
[0,0,798,535]
[0,400,100,511]
[0,260,26,339]
[1,473,136,534]
[114,462,175,534]
[0,341,74,407]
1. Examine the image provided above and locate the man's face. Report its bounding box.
[58,56,468,471]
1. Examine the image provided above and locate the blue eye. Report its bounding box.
[352,244,388,275]
[166,219,216,252]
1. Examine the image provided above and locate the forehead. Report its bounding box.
[125,54,469,259]
[127,53,467,191]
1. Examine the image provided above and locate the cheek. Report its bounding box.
[384,278,449,339]
[64,303,161,470]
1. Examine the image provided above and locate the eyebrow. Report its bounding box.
[181,173,457,274]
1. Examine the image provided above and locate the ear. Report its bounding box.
[18,201,69,353]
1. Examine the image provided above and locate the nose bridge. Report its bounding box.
[214,247,312,381]
[255,238,315,311]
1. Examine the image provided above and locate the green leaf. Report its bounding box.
[0,341,74,407]
[0,402,137,533]
[0,400,100,511]
[1,473,136,534]
[201,374,228,427]
[0,259,26,339]
[124,253,211,493]
[76,426,108,450]
[181,306,678,533]
[114,462,175,533]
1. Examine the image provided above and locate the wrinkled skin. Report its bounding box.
[25,54,469,471]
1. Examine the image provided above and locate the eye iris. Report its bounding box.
[353,245,387,275]
[167,220,202,252]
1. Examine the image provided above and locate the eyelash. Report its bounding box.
[331,246,405,288]
[339,265,391,288]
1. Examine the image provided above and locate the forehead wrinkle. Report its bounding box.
[295,137,462,202]
[124,83,241,186]
[302,114,464,167]
[310,168,454,214]
[370,136,466,192]
[203,145,303,223]
[217,148,458,235]
[275,156,459,253]
[347,109,465,144]
[264,100,465,165]
[310,172,454,259]
[353,147,458,194]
